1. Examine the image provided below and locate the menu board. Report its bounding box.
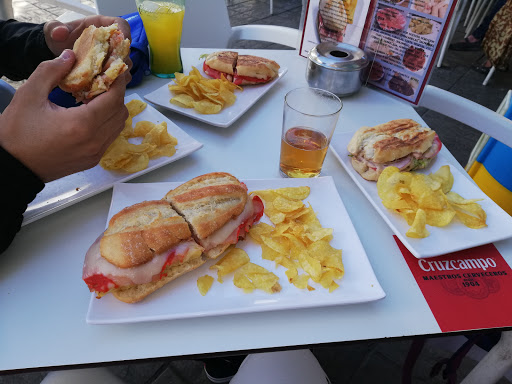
[299,0,457,105]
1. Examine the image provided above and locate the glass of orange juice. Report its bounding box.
[279,87,342,178]
[136,0,185,78]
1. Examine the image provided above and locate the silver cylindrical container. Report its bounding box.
[306,42,369,97]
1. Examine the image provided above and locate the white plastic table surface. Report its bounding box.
[2,48,511,372]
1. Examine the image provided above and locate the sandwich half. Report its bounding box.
[347,119,442,181]
[203,51,280,85]
[164,172,264,259]
[83,173,264,303]
[83,200,205,303]
[59,23,130,102]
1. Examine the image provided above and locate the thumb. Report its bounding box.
[26,50,76,98]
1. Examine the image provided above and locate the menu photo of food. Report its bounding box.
[387,71,419,97]
[407,16,441,44]
[374,6,407,33]
[317,0,361,43]
[365,30,406,67]
[411,0,449,18]
[362,58,387,83]
[402,44,430,74]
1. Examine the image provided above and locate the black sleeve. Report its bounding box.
[0,146,44,254]
[0,19,55,81]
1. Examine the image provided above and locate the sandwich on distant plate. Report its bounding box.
[203,51,280,85]
[83,172,264,303]
[59,23,130,102]
[347,119,442,181]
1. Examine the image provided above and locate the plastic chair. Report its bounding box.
[465,91,512,215]
[418,85,512,149]
[413,88,512,384]
[181,0,300,48]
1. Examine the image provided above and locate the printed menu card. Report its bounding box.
[395,237,512,332]
[299,0,457,104]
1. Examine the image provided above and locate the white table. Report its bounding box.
[2,48,511,372]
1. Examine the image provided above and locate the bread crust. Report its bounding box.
[347,119,435,163]
[205,51,238,74]
[100,200,191,269]
[236,55,280,80]
[204,51,280,83]
[59,23,130,101]
[164,172,247,240]
[350,157,380,181]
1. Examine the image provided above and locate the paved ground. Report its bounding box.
[1,0,511,383]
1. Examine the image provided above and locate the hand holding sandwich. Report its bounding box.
[0,48,130,182]
[43,15,131,62]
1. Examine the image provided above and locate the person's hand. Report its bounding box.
[43,16,133,71]
[0,50,130,182]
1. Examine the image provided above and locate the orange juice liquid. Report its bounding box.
[138,1,185,77]
[280,127,329,178]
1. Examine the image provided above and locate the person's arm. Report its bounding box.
[0,146,44,254]
[0,20,55,81]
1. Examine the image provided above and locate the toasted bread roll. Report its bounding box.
[164,172,247,241]
[347,119,441,181]
[59,23,130,102]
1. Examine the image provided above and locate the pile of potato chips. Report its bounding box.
[100,99,178,173]
[197,248,281,296]
[377,165,487,238]
[250,186,344,293]
[196,186,344,296]
[169,66,242,114]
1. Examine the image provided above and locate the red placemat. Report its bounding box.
[395,236,512,332]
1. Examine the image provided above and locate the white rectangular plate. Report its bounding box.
[23,94,203,226]
[86,177,385,324]
[143,59,288,128]
[331,130,512,258]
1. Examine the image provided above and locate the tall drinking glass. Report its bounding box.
[136,0,185,78]
[279,87,342,178]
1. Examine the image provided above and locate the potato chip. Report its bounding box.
[197,275,214,296]
[406,208,430,238]
[248,223,275,243]
[210,248,250,283]
[274,186,311,200]
[272,196,304,213]
[100,101,179,172]
[192,99,222,114]
[298,251,322,282]
[126,99,147,117]
[168,66,242,114]
[377,166,487,238]
[430,165,454,193]
[233,263,281,294]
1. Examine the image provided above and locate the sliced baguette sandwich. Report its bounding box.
[83,173,264,303]
[203,51,280,85]
[83,200,205,303]
[59,23,130,102]
[347,119,442,181]
[164,172,264,259]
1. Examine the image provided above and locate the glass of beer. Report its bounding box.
[279,87,342,178]
[136,0,185,78]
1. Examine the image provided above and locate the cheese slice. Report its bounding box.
[198,199,255,251]
[83,236,202,288]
